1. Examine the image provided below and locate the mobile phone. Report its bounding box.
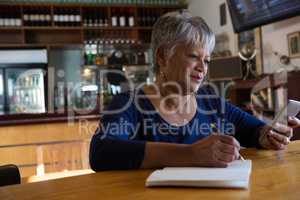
[287,100,300,117]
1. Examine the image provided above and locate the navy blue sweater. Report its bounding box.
[90,87,265,171]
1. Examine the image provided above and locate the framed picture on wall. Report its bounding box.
[287,32,300,58]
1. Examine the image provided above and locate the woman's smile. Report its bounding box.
[190,74,204,82]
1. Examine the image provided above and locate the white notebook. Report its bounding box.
[146,160,252,189]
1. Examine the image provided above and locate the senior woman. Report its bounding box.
[90,10,299,171]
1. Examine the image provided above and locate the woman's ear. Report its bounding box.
[156,47,167,69]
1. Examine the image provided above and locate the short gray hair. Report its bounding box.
[151,9,215,73]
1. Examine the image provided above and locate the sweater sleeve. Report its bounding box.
[89,92,146,171]
[222,100,266,148]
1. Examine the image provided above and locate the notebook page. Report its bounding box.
[146,160,252,188]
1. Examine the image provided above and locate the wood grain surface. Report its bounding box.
[1,141,300,200]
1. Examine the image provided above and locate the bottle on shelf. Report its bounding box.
[88,11,93,27]
[69,8,76,26]
[128,9,135,27]
[5,8,12,27]
[140,9,146,27]
[83,12,88,27]
[146,9,152,27]
[98,12,103,27]
[95,39,105,65]
[93,11,98,27]
[119,8,126,27]
[104,15,109,27]
[38,8,44,26]
[111,8,118,27]
[75,9,81,26]
[57,8,64,26]
[54,8,59,26]
[0,9,4,26]
[28,8,34,26]
[64,8,70,26]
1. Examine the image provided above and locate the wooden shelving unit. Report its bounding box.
[0,2,186,47]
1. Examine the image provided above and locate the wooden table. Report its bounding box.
[1,141,300,200]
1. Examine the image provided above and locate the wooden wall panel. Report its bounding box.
[0,146,36,166]
[0,120,99,146]
[19,166,37,179]
[0,120,98,178]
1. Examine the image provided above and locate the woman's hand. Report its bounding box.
[288,116,300,128]
[259,120,295,150]
[189,134,241,168]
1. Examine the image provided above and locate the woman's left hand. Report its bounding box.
[288,116,300,128]
[258,116,300,150]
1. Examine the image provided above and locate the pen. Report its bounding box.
[210,123,245,161]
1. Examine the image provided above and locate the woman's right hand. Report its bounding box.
[188,134,241,167]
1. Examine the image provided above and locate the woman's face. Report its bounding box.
[159,43,210,94]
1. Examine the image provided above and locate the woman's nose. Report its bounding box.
[195,61,204,72]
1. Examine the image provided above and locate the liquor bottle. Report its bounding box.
[146,9,151,27]
[39,8,45,26]
[95,40,104,65]
[83,12,88,27]
[104,13,109,27]
[34,8,40,26]
[69,8,75,26]
[14,8,21,26]
[93,11,98,27]
[3,9,8,26]
[119,8,126,27]
[54,8,59,26]
[75,9,81,26]
[5,8,12,26]
[0,10,3,26]
[45,8,51,26]
[111,9,118,27]
[33,8,39,26]
[7,9,12,26]
[28,8,34,26]
[128,10,134,27]
[88,11,93,27]
[62,8,68,26]
[64,8,70,26]
[99,12,103,27]
[86,40,94,65]
[59,8,65,26]
[140,9,146,26]
[150,10,156,26]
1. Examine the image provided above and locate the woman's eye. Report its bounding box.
[189,54,198,59]
[204,60,211,65]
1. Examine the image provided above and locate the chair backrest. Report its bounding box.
[0,164,21,187]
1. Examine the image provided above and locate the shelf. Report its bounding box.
[83,26,153,30]
[84,63,151,68]
[0,43,84,49]
[23,26,83,30]
[0,26,23,30]
[0,26,153,31]
[0,3,185,48]
[0,2,186,9]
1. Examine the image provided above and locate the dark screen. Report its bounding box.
[227,0,300,33]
